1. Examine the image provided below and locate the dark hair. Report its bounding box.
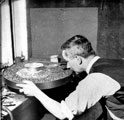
[61,35,96,58]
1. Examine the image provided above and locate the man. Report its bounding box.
[17,35,124,120]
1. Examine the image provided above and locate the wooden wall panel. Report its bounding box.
[29,8,98,59]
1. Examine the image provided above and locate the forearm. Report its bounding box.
[34,88,66,120]
[16,81,71,119]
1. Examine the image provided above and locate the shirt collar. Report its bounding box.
[86,56,100,74]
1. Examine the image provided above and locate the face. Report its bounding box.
[62,49,84,73]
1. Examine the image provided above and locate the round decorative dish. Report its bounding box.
[3,61,73,90]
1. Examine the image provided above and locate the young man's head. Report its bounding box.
[61,35,96,72]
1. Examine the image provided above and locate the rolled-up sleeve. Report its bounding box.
[62,73,120,117]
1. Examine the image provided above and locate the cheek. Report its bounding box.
[67,61,74,69]
[70,61,79,69]
[71,62,83,72]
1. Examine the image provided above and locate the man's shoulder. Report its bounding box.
[94,58,124,67]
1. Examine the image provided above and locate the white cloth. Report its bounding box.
[86,56,100,74]
[61,101,74,120]
[106,106,124,120]
[86,56,123,120]
[60,56,122,120]
[61,73,120,120]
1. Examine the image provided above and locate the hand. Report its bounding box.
[16,80,40,96]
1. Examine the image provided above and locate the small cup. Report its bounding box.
[50,55,58,63]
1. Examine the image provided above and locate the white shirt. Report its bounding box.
[86,56,100,74]
[61,56,122,120]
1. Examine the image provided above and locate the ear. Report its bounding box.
[62,50,69,61]
[76,56,82,65]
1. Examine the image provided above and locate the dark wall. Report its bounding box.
[27,0,100,8]
[97,1,124,59]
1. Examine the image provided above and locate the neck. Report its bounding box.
[83,55,96,70]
